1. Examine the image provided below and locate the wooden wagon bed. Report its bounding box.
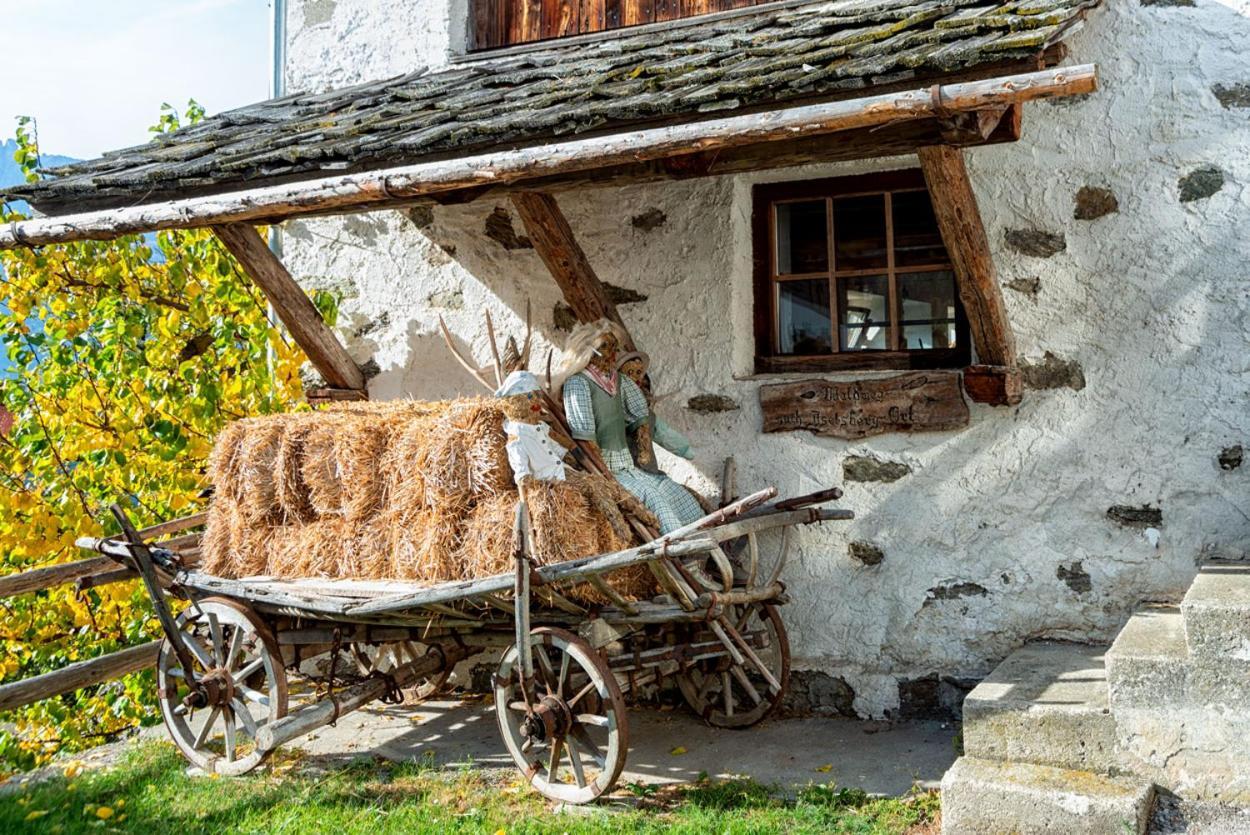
[77,487,851,802]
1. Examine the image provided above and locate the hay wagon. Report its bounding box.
[77,486,850,803]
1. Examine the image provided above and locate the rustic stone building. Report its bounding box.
[6,0,1249,829]
[269,0,1248,721]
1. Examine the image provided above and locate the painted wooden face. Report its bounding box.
[591,332,620,372]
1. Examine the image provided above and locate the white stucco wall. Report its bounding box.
[280,0,1250,715]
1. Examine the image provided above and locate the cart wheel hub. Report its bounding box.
[198,667,236,707]
[524,696,572,742]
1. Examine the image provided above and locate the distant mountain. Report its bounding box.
[1,139,79,209]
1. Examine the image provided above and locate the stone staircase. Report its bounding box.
[941,561,1250,834]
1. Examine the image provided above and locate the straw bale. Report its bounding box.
[523,479,600,566]
[267,518,347,579]
[207,420,248,503]
[336,412,392,523]
[199,502,233,577]
[235,418,288,522]
[389,507,464,582]
[275,416,317,523]
[457,491,523,579]
[301,414,348,516]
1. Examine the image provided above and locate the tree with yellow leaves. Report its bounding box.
[0,105,331,774]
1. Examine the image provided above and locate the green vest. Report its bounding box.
[582,373,634,455]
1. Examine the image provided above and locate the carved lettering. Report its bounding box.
[759,372,969,440]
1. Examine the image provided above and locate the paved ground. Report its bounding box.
[289,696,960,796]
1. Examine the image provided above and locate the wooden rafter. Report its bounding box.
[917,145,1016,372]
[0,66,1097,249]
[510,191,635,348]
[212,223,367,394]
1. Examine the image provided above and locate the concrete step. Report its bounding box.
[1107,604,1250,710]
[940,756,1154,835]
[1181,561,1250,662]
[962,642,1117,773]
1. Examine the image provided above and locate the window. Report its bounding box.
[752,171,970,374]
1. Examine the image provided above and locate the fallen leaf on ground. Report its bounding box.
[669,746,687,756]
[815,764,832,773]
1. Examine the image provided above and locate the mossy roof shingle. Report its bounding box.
[7,0,1098,214]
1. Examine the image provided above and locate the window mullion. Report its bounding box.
[826,196,837,354]
[885,191,900,352]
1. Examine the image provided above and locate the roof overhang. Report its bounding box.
[0,64,1095,249]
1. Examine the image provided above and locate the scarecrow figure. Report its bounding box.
[557,321,703,534]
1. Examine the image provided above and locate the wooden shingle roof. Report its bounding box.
[7,0,1098,215]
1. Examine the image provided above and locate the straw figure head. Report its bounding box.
[553,319,630,391]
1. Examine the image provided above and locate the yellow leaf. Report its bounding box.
[24,810,49,821]
[95,806,114,819]
[815,764,832,773]
[62,760,84,779]
[670,746,687,756]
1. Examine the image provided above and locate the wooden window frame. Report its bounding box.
[751,170,971,375]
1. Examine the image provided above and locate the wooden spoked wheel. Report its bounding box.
[494,627,628,804]
[349,641,451,701]
[677,602,790,729]
[156,597,288,775]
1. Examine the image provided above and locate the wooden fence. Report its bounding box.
[0,513,205,713]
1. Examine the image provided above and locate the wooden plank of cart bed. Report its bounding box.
[346,536,718,616]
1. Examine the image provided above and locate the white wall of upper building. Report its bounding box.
[280,0,1250,715]
[284,0,467,93]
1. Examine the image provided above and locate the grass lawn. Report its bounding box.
[0,740,939,834]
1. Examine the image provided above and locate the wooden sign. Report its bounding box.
[759,372,969,440]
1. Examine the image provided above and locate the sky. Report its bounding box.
[3,0,271,160]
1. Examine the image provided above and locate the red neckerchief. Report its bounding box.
[584,365,618,396]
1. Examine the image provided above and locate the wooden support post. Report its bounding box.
[212,223,367,393]
[917,145,1017,370]
[510,191,635,348]
[0,642,160,712]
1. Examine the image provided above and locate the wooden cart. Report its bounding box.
[76,487,851,803]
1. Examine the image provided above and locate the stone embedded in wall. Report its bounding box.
[300,364,327,392]
[1219,445,1244,471]
[630,208,667,232]
[428,289,464,310]
[405,205,434,230]
[1073,186,1119,220]
[360,357,381,381]
[303,0,337,27]
[1213,83,1250,109]
[1019,351,1085,391]
[925,582,988,605]
[781,670,855,717]
[848,541,884,566]
[686,394,739,413]
[1057,561,1093,594]
[1179,165,1226,203]
[484,206,532,251]
[1107,504,1164,529]
[1140,0,1195,5]
[843,455,911,483]
[1004,228,1066,258]
[895,675,977,721]
[1004,276,1041,297]
[552,283,649,331]
[352,311,390,339]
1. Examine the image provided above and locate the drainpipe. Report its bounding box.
[267,0,287,390]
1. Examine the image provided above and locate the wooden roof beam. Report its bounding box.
[917,145,1017,397]
[511,191,636,349]
[212,223,367,394]
[0,65,1097,249]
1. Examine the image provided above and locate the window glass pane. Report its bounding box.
[839,274,890,351]
[775,200,828,274]
[833,194,887,271]
[900,270,958,350]
[777,279,831,354]
[892,190,948,267]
